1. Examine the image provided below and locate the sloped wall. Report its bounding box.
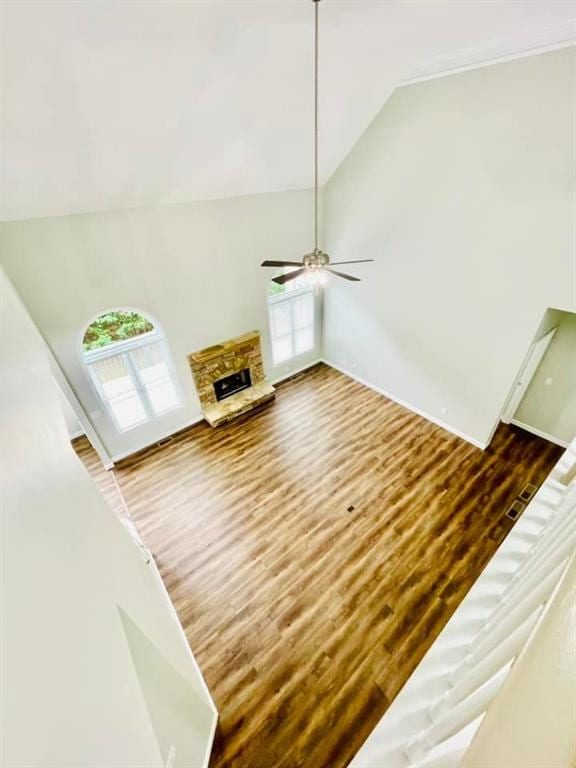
[323,48,575,447]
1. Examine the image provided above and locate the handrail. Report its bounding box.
[460,553,575,767]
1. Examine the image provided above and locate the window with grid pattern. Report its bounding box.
[83,311,181,433]
[268,283,315,365]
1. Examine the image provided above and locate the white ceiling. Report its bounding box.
[1,1,573,221]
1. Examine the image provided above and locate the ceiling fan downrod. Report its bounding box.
[261,0,374,285]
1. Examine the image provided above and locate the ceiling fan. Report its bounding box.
[261,0,374,286]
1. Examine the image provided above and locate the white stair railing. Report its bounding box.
[432,608,541,719]
[459,554,576,767]
[403,665,512,762]
[464,556,566,662]
[349,438,576,768]
[495,484,576,589]
[411,721,480,768]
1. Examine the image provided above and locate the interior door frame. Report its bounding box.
[501,326,558,425]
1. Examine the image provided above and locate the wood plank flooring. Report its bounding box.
[75,363,562,768]
[73,434,126,519]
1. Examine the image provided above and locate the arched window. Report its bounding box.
[82,310,181,432]
[267,270,315,364]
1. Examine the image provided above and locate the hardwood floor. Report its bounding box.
[74,363,562,768]
[73,434,126,519]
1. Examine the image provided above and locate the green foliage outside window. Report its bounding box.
[83,311,154,351]
[268,281,285,296]
[268,269,311,297]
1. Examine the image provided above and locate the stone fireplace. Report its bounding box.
[188,331,275,427]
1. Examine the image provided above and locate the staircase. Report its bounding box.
[350,438,576,767]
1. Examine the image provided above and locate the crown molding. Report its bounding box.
[402,18,575,85]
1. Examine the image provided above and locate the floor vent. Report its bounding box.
[157,436,174,448]
[519,482,538,502]
[506,500,525,521]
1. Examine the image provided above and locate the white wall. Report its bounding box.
[0,189,321,459]
[322,48,575,447]
[515,310,576,445]
[55,383,84,438]
[0,268,216,767]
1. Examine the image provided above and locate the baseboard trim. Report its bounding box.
[270,358,323,386]
[510,419,570,449]
[321,358,488,450]
[109,360,324,464]
[109,358,494,462]
[110,415,205,464]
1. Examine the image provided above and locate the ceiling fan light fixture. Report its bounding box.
[261,0,374,284]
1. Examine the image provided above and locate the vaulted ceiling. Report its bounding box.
[1,1,573,221]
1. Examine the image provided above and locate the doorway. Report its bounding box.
[501,308,576,447]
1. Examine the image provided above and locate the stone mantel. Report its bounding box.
[188,331,275,427]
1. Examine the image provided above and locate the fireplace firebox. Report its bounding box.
[214,368,252,402]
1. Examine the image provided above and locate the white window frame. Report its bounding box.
[268,284,315,365]
[82,319,182,434]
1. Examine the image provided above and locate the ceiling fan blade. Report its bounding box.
[272,268,308,285]
[326,269,361,282]
[329,259,375,265]
[261,260,305,267]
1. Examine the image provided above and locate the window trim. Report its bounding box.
[83,329,159,364]
[80,309,183,434]
[267,284,314,307]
